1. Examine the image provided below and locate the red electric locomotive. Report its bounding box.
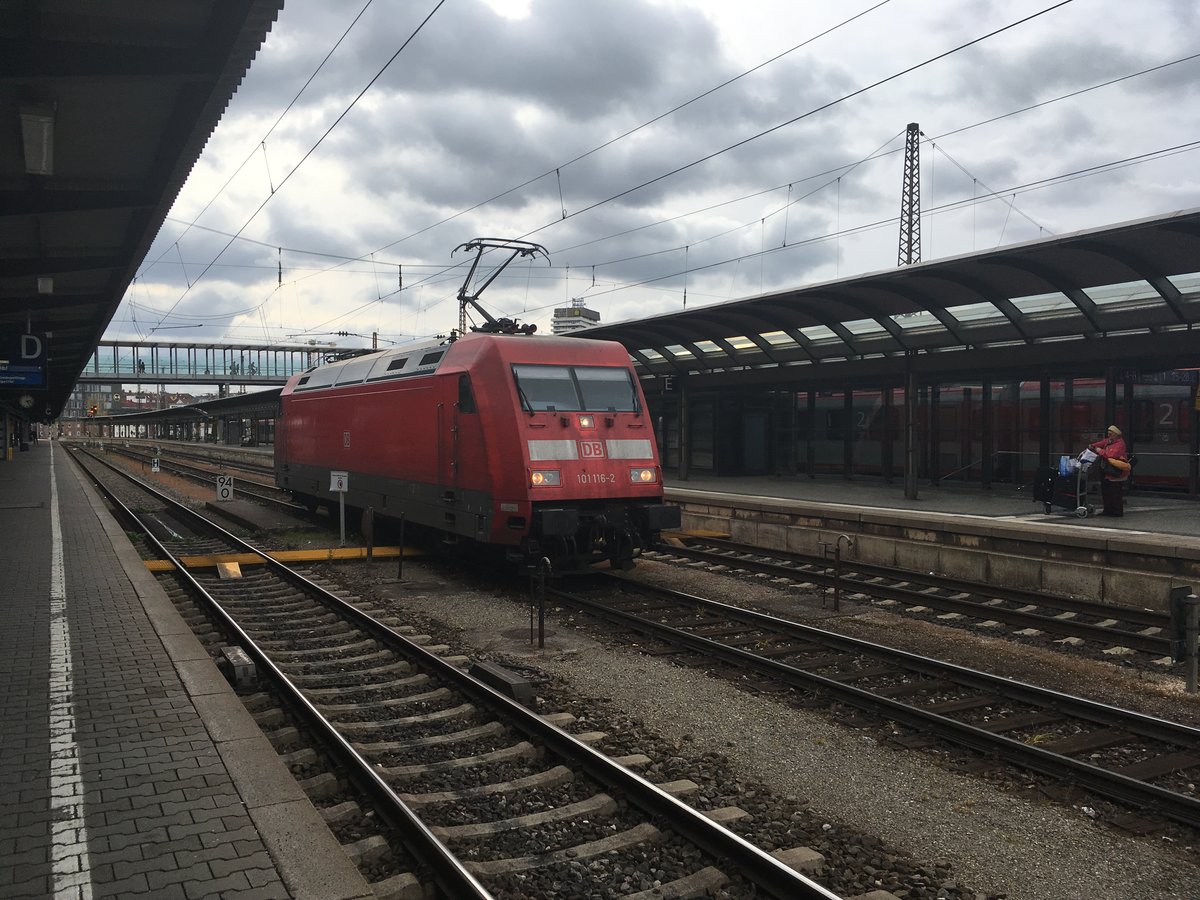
[274,330,680,569]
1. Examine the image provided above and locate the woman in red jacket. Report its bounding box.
[1088,425,1129,517]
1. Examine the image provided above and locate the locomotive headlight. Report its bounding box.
[530,469,561,487]
[578,414,595,429]
[630,467,657,484]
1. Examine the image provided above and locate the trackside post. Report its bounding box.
[531,557,551,649]
[330,470,348,547]
[1170,587,1200,693]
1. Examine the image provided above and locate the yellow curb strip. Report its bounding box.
[144,546,419,571]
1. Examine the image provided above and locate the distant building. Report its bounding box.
[551,299,600,335]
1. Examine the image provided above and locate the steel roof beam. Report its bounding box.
[861,282,972,347]
[743,299,863,357]
[0,190,155,217]
[987,258,1104,334]
[795,291,911,350]
[685,311,787,365]
[605,324,689,375]
[920,271,1034,342]
[0,39,218,81]
[1071,239,1190,324]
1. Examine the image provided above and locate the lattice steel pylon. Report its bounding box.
[897,122,923,266]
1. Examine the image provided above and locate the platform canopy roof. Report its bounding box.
[0,0,283,420]
[576,207,1200,386]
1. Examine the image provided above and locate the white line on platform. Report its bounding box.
[48,448,94,900]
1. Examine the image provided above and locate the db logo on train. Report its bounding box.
[578,440,605,459]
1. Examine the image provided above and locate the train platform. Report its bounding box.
[0,441,371,900]
[665,472,1200,539]
[663,472,1200,609]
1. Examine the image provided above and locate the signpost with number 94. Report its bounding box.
[216,475,234,502]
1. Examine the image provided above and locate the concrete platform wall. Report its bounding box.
[671,492,1200,612]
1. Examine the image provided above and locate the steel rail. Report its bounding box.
[553,575,1200,829]
[74,449,495,900]
[689,536,1170,628]
[76,449,840,900]
[664,540,1172,654]
[109,445,304,512]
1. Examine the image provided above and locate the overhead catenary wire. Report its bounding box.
[133,4,1200,346]
[148,0,447,332]
[515,1,1076,242]
[136,0,381,281]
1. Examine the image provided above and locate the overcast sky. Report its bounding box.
[112,0,1200,352]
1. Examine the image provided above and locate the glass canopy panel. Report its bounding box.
[725,335,757,350]
[762,331,795,345]
[1009,291,1075,315]
[893,311,940,330]
[843,317,887,336]
[945,301,1003,323]
[800,325,836,341]
[665,344,695,359]
[1166,272,1200,295]
[1082,280,1154,306]
[694,340,722,353]
[640,348,665,361]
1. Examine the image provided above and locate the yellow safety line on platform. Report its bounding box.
[144,546,419,572]
[662,529,730,540]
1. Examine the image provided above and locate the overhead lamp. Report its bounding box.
[20,104,55,176]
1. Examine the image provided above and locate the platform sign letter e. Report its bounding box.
[578,440,604,459]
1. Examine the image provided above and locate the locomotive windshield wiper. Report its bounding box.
[513,372,535,415]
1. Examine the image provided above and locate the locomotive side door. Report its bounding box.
[444,374,490,539]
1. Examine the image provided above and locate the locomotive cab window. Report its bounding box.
[512,364,638,412]
[576,366,640,412]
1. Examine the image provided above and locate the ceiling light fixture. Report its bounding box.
[20,104,55,175]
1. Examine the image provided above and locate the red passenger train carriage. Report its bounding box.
[275,331,680,569]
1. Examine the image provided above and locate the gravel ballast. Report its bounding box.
[344,557,1200,900]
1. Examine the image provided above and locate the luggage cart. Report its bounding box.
[1032,451,1101,518]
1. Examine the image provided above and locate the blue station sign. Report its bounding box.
[0,333,47,387]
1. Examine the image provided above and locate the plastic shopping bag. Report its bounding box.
[1079,448,1098,464]
[1058,455,1070,477]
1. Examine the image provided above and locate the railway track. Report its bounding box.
[104,442,302,511]
[549,573,1200,832]
[71,448,840,900]
[649,537,1178,662]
